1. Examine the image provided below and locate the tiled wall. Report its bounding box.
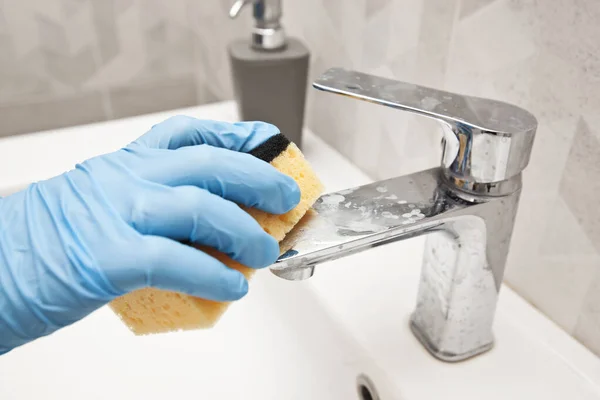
[1,0,599,357]
[0,0,247,136]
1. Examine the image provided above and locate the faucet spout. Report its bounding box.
[271,167,521,361]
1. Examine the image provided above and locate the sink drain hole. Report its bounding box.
[356,374,380,400]
[358,384,374,400]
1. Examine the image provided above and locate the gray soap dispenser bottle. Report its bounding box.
[228,0,310,148]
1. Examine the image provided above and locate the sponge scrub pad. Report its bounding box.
[109,134,324,335]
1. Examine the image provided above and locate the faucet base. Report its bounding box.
[409,315,494,362]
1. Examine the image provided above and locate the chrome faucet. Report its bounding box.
[270,68,538,362]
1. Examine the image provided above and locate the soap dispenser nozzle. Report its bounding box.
[229,0,286,51]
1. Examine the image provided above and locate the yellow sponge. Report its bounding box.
[109,137,324,335]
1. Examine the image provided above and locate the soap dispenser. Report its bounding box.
[228,0,310,148]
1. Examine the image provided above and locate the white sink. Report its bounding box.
[1,101,599,400]
[0,271,395,399]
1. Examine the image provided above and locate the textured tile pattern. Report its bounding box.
[0,91,106,137]
[108,74,197,119]
[560,119,600,253]
[1,0,599,357]
[575,272,600,355]
[0,0,229,134]
[459,0,497,19]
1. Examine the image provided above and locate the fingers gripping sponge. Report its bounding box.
[109,135,324,335]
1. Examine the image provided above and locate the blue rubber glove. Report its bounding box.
[0,116,300,355]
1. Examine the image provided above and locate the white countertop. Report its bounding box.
[1,101,599,400]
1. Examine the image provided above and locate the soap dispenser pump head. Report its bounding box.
[229,0,286,51]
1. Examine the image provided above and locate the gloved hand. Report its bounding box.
[0,116,300,355]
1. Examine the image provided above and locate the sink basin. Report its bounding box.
[0,271,395,399]
[1,101,599,400]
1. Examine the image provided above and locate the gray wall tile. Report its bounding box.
[36,15,69,55]
[0,43,54,104]
[148,24,195,78]
[0,91,107,137]
[114,0,134,15]
[108,75,197,120]
[91,0,119,65]
[415,0,458,86]
[512,0,600,82]
[560,118,600,253]
[459,0,497,19]
[574,270,600,355]
[0,4,7,35]
[0,0,225,136]
[366,0,391,18]
[362,2,392,70]
[43,47,98,87]
[196,82,220,105]
[61,0,87,18]
[188,0,251,101]
[506,197,599,332]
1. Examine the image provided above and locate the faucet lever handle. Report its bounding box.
[313,68,538,190]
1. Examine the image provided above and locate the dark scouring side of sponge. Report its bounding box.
[249,133,291,163]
